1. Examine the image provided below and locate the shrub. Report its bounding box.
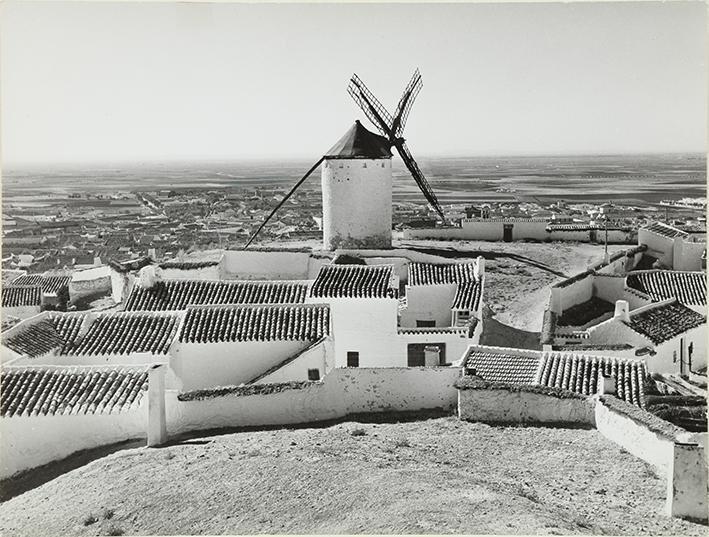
[102,508,115,520]
[82,514,98,526]
[394,438,411,448]
[350,428,366,437]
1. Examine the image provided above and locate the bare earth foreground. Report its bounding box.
[0,417,704,536]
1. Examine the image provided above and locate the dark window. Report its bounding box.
[307,369,320,381]
[416,320,436,328]
[347,351,359,367]
[407,343,446,366]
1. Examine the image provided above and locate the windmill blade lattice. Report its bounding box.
[392,69,422,138]
[347,74,394,138]
[395,141,444,219]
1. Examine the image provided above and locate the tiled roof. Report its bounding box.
[408,263,476,286]
[179,304,330,343]
[1,366,148,417]
[310,264,397,299]
[464,348,541,385]
[12,274,71,294]
[124,280,309,311]
[2,286,42,308]
[626,271,706,306]
[537,352,646,407]
[409,263,483,311]
[65,312,179,356]
[625,301,706,345]
[546,224,594,231]
[642,221,688,239]
[3,313,86,358]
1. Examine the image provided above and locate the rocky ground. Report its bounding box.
[1,416,704,536]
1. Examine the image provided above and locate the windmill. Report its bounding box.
[243,69,443,250]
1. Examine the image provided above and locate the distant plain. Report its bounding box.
[3,153,706,205]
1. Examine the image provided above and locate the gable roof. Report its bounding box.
[461,345,647,407]
[2,286,42,308]
[310,264,397,299]
[537,352,646,407]
[626,270,706,306]
[124,280,309,311]
[179,304,330,344]
[3,313,86,358]
[1,365,148,417]
[65,312,179,356]
[324,121,392,160]
[464,348,541,385]
[641,221,688,239]
[625,301,706,345]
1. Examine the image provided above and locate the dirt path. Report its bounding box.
[0,417,704,536]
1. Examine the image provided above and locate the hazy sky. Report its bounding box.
[1,1,706,164]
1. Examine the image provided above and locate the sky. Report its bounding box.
[1,1,706,165]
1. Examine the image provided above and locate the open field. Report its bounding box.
[0,416,704,536]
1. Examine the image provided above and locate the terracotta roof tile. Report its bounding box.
[159,260,220,270]
[1,365,148,417]
[464,349,541,385]
[3,313,86,358]
[626,271,706,306]
[2,286,42,307]
[625,301,705,345]
[537,352,646,407]
[409,263,482,311]
[124,280,308,311]
[179,304,330,343]
[66,312,179,356]
[12,275,71,294]
[310,265,397,299]
[408,262,476,286]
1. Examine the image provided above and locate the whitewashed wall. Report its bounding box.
[458,389,596,425]
[166,366,461,437]
[638,229,674,268]
[401,284,457,328]
[593,274,626,303]
[674,240,705,272]
[0,404,146,479]
[649,324,707,374]
[550,275,594,314]
[594,398,676,475]
[222,250,312,280]
[395,330,473,366]
[172,339,312,390]
[256,339,332,384]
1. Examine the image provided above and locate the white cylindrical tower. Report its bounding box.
[321,121,392,250]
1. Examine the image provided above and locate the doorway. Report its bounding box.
[503,224,513,242]
[407,343,446,366]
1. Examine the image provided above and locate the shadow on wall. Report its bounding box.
[480,307,542,351]
[0,438,144,503]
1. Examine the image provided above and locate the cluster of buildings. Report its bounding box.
[1,123,706,522]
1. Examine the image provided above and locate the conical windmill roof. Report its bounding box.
[324,120,392,159]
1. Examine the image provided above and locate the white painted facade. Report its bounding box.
[321,157,392,249]
[1,404,147,479]
[401,284,458,328]
[69,266,112,302]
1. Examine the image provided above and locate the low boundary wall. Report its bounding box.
[166,367,461,436]
[1,406,147,479]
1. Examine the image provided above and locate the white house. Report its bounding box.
[637,221,706,271]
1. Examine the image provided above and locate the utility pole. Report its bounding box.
[604,214,609,264]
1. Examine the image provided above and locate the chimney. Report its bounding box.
[147,364,167,447]
[474,256,485,279]
[424,346,441,367]
[139,265,161,289]
[148,248,157,261]
[614,300,630,323]
[597,374,616,395]
[93,256,101,266]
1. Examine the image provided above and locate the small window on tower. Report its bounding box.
[381,163,385,168]
[347,351,360,368]
[363,162,367,168]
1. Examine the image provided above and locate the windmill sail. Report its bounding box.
[347,74,393,138]
[395,142,444,219]
[348,69,444,220]
[243,157,324,249]
[392,69,422,138]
